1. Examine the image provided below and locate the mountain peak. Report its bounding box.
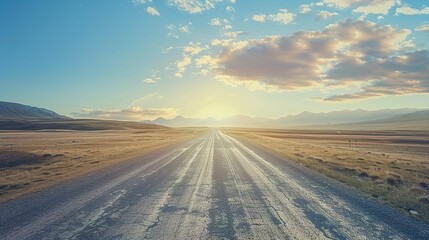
[173,115,186,120]
[154,117,166,121]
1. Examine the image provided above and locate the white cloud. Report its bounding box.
[252,9,295,25]
[317,10,339,20]
[142,72,161,83]
[224,31,244,38]
[166,24,175,30]
[300,4,312,14]
[167,32,179,38]
[323,0,399,15]
[179,25,189,33]
[173,42,209,78]
[396,6,429,15]
[353,0,398,15]
[210,18,222,26]
[132,0,152,5]
[416,24,429,32]
[184,42,204,55]
[175,56,192,78]
[195,55,218,68]
[166,23,191,38]
[168,0,226,14]
[146,6,160,16]
[211,38,233,46]
[162,46,174,54]
[252,14,266,22]
[226,6,235,12]
[323,0,366,8]
[269,9,295,24]
[130,93,159,107]
[143,78,156,83]
[209,18,237,38]
[300,2,326,14]
[195,55,218,75]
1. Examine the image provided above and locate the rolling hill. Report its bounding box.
[0,118,167,131]
[0,101,67,119]
[0,101,165,130]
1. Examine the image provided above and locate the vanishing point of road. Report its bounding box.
[1,130,428,239]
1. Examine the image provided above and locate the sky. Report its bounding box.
[1,0,429,121]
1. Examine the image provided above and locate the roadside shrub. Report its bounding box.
[0,151,43,168]
[386,177,402,187]
[418,196,429,204]
[358,171,369,178]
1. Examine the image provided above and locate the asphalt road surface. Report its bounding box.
[1,130,428,239]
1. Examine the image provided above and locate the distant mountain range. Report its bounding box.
[0,101,67,119]
[321,110,429,130]
[1,101,427,130]
[270,108,419,127]
[144,108,429,130]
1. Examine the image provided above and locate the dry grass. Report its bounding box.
[0,128,206,202]
[224,128,429,222]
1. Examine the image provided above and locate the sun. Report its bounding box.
[195,104,237,120]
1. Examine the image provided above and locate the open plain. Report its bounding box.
[225,128,429,222]
[1,129,428,239]
[0,128,204,202]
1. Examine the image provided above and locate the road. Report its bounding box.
[1,129,428,239]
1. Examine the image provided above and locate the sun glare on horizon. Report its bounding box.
[194,104,238,120]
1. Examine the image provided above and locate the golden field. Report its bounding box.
[0,128,205,202]
[224,128,429,222]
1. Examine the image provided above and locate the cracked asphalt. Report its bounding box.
[1,129,428,239]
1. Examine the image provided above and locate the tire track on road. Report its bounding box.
[221,131,409,239]
[219,131,324,239]
[142,131,215,239]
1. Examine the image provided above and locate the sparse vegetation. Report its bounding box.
[224,128,429,222]
[0,128,205,202]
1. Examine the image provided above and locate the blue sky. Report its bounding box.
[1,0,428,120]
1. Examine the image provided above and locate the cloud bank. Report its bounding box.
[199,19,429,101]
